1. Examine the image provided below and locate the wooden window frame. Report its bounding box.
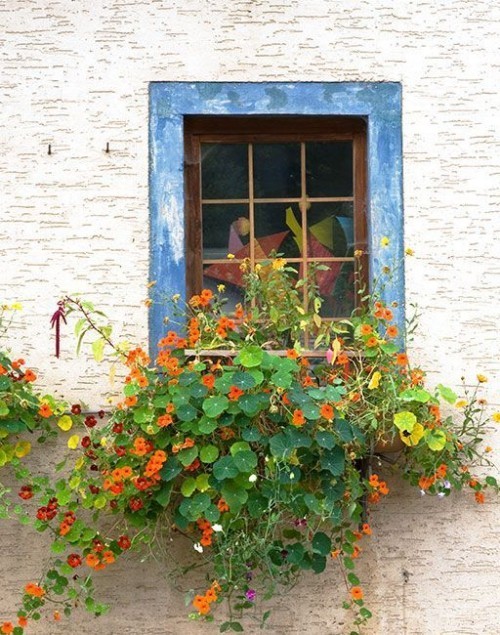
[184,115,368,318]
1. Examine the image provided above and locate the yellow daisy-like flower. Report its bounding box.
[455,399,468,409]
[226,253,235,259]
[272,258,287,270]
[399,422,425,447]
[492,412,500,423]
[217,284,226,292]
[380,236,390,248]
[476,374,488,383]
[405,247,414,256]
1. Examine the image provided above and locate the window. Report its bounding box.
[149,82,403,352]
[184,116,367,320]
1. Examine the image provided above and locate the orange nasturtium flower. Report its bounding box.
[395,353,408,366]
[360,324,373,336]
[24,583,45,598]
[350,586,364,600]
[386,325,398,338]
[475,491,485,504]
[291,409,306,426]
[1,622,14,634]
[320,404,334,420]
[38,403,53,418]
[23,368,37,382]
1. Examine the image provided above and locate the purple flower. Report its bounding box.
[245,589,256,602]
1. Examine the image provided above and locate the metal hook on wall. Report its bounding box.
[48,144,52,155]
[105,142,110,154]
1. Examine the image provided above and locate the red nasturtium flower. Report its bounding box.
[118,535,131,550]
[18,485,33,500]
[67,553,82,568]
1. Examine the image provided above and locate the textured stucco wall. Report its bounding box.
[0,1,499,634]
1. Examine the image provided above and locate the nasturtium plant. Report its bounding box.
[0,257,498,635]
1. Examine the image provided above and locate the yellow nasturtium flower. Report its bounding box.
[67,435,80,450]
[14,441,31,458]
[368,371,381,390]
[57,415,73,432]
[394,411,424,447]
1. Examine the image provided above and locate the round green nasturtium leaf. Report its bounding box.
[238,394,262,417]
[178,492,211,521]
[312,531,332,556]
[176,403,198,422]
[393,411,417,433]
[203,396,229,419]
[399,388,432,403]
[181,477,197,497]
[231,371,256,390]
[198,417,218,434]
[0,400,10,417]
[212,455,239,480]
[200,444,219,463]
[285,542,305,565]
[160,457,182,481]
[221,480,248,511]
[236,346,264,368]
[229,441,251,455]
[425,428,447,451]
[320,446,345,476]
[195,473,211,492]
[177,446,199,467]
[233,450,258,473]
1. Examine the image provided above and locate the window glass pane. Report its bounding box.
[201,143,248,199]
[253,143,301,198]
[254,203,301,258]
[313,262,355,318]
[202,204,249,260]
[203,264,245,312]
[306,202,354,258]
[306,142,353,197]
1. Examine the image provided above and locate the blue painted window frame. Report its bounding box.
[149,82,403,351]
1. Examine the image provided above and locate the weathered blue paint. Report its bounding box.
[149,82,403,352]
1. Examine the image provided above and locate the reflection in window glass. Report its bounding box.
[253,144,301,198]
[201,144,248,199]
[306,142,353,197]
[314,262,355,318]
[202,204,249,260]
[306,202,354,257]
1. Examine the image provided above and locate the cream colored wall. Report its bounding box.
[0,1,499,633]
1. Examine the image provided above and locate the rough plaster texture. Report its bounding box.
[0,1,499,634]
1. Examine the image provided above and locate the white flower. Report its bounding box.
[212,524,223,532]
[289,473,295,480]
[248,474,257,483]
[437,492,446,498]
[193,542,203,553]
[420,489,426,497]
